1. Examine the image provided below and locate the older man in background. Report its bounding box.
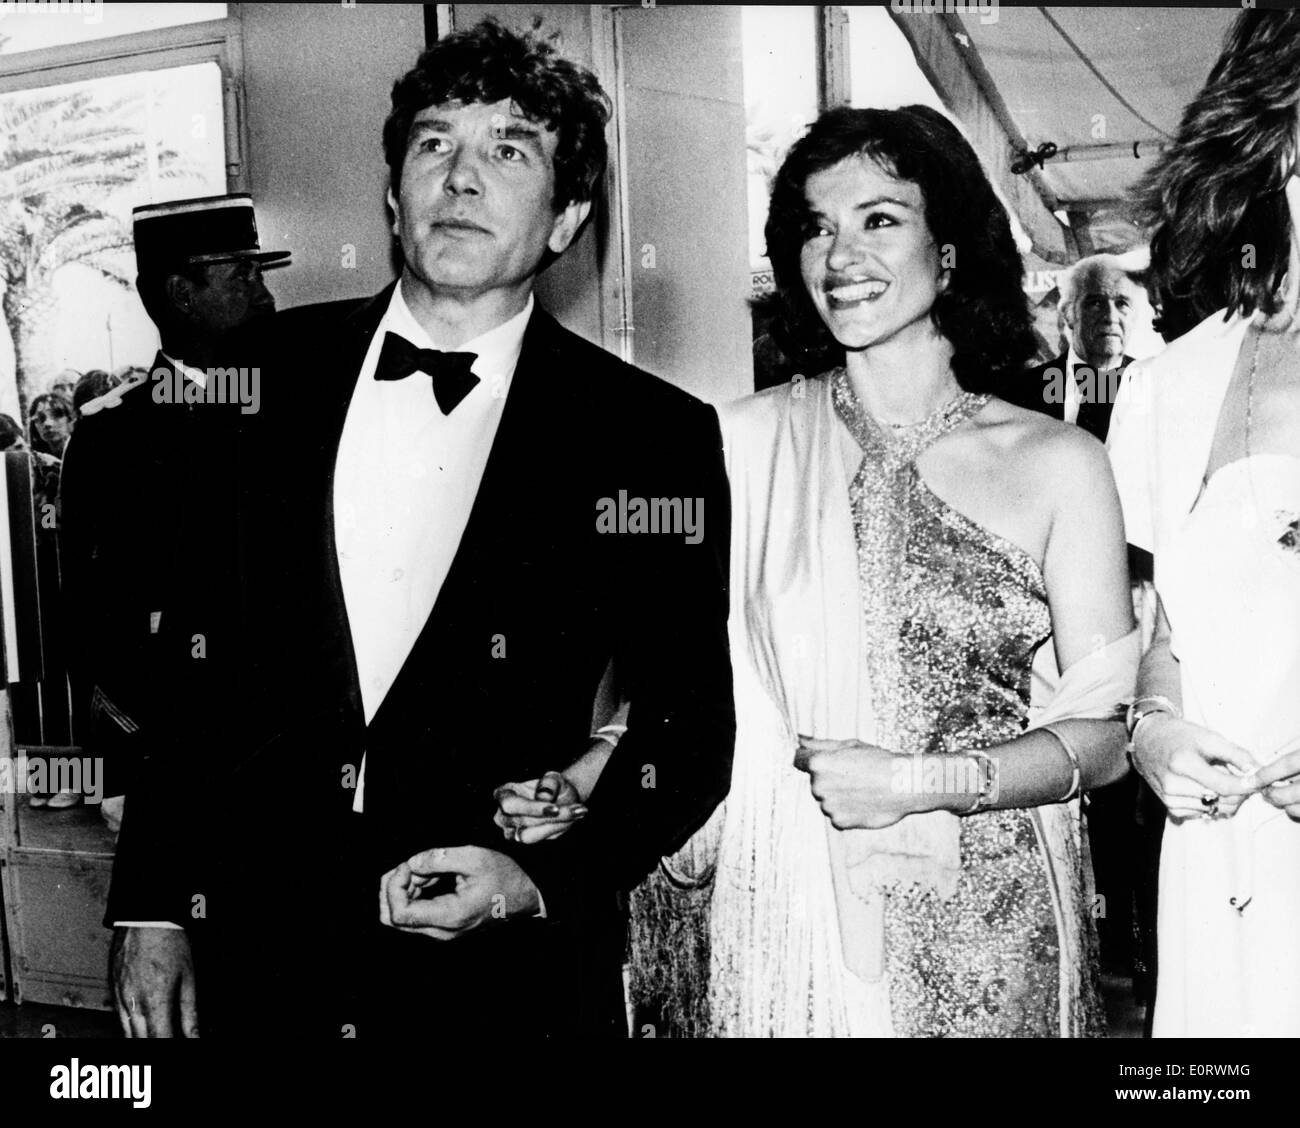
[1007,253,1144,442]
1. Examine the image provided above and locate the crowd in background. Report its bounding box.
[0,367,150,523]
[0,364,149,808]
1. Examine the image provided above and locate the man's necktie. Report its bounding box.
[373,331,480,414]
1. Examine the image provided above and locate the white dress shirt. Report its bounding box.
[336,283,531,811]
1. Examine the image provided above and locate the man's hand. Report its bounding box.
[378,845,541,940]
[110,926,198,1038]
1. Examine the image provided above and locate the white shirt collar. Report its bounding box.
[385,279,533,386]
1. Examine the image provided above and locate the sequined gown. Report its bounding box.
[872,475,1091,1036]
[629,372,1104,1037]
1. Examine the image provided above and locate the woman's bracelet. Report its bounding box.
[1125,694,1181,740]
[1040,724,1082,803]
[591,722,627,750]
[960,751,999,815]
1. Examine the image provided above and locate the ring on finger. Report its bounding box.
[1200,792,1220,818]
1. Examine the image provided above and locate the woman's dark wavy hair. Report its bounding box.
[1136,9,1300,340]
[763,104,1036,392]
[383,18,611,211]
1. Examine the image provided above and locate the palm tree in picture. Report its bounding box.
[0,85,205,415]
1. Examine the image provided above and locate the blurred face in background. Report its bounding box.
[31,398,73,453]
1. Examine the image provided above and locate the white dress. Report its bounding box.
[1108,308,1300,1037]
[1153,454,1300,1036]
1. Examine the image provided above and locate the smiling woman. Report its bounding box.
[629,103,1139,1038]
[765,105,1037,392]
[798,159,942,367]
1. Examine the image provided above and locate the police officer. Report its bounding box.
[59,194,288,831]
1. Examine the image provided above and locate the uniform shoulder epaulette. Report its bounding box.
[78,369,149,417]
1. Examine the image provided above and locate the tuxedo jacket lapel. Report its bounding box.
[303,296,579,742]
[293,283,395,724]
[440,311,575,588]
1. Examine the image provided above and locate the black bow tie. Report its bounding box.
[374,331,480,414]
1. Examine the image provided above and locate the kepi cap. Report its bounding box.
[133,193,290,276]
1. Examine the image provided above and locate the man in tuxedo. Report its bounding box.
[59,194,285,831]
[106,19,735,1038]
[1004,254,1142,442]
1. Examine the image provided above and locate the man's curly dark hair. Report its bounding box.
[1135,9,1300,342]
[383,18,612,212]
[763,104,1036,392]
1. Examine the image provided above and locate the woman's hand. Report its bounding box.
[492,770,587,845]
[1130,713,1260,822]
[795,735,919,830]
[1252,747,1300,822]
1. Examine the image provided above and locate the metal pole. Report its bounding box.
[1045,140,1167,164]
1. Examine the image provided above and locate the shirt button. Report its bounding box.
[392,568,404,582]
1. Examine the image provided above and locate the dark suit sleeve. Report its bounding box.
[514,399,735,922]
[104,758,206,925]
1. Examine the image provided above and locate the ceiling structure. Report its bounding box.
[958,6,1236,256]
